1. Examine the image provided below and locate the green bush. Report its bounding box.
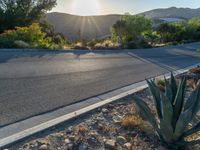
[133,73,200,149]
[0,23,57,49]
[0,36,14,48]
[156,17,200,44]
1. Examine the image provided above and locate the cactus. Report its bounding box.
[133,73,200,149]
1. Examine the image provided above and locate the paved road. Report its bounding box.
[0,43,200,127]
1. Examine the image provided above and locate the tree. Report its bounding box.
[0,0,57,32]
[122,13,152,40]
[111,19,126,47]
[111,13,152,47]
[157,23,178,42]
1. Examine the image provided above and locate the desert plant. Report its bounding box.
[133,73,200,149]
[0,23,57,49]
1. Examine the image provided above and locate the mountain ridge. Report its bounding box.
[46,7,200,40]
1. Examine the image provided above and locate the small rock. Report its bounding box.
[66,126,73,134]
[112,115,122,123]
[104,139,116,149]
[102,108,109,113]
[116,136,127,145]
[123,143,132,150]
[68,143,74,150]
[22,144,29,149]
[64,138,71,144]
[78,144,87,150]
[69,135,75,141]
[39,144,48,150]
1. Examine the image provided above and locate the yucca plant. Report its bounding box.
[133,73,200,149]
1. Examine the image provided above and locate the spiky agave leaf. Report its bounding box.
[174,109,193,140]
[135,74,200,148]
[164,77,173,104]
[172,77,187,128]
[146,79,162,119]
[160,93,173,124]
[184,84,200,119]
[159,93,174,143]
[132,96,161,135]
[160,119,174,143]
[170,72,178,102]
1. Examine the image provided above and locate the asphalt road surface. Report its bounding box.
[0,42,200,127]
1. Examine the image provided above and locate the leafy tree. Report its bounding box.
[111,13,152,47]
[111,19,126,47]
[0,0,57,32]
[157,23,181,43]
[122,13,152,40]
[142,31,160,45]
[187,17,200,40]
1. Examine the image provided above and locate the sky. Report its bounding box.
[51,0,200,16]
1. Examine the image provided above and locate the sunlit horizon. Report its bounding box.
[51,0,200,16]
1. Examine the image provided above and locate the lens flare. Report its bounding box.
[72,0,101,16]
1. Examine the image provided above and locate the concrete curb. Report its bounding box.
[0,63,199,148]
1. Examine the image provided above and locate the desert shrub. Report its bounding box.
[72,42,89,50]
[156,17,200,44]
[87,39,98,48]
[93,39,119,49]
[133,73,200,149]
[52,34,68,49]
[0,36,14,48]
[0,23,57,49]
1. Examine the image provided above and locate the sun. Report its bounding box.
[71,0,101,16]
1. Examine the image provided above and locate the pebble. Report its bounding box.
[39,144,48,150]
[66,126,73,134]
[116,136,127,145]
[64,138,71,144]
[68,143,73,150]
[78,144,87,150]
[102,108,109,113]
[112,115,122,123]
[104,139,116,149]
[123,142,132,150]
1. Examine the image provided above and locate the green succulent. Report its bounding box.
[133,73,200,149]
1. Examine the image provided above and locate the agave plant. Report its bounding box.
[133,73,200,149]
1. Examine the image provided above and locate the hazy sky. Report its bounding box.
[51,0,200,16]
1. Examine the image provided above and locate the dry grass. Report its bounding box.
[121,115,143,128]
[78,125,88,134]
[187,79,200,90]
[189,67,200,74]
[156,79,165,92]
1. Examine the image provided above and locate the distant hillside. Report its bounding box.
[46,7,200,40]
[46,13,121,40]
[140,7,200,19]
